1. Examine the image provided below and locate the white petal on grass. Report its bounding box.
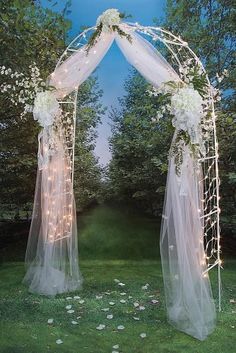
[56,339,63,344]
[47,318,54,324]
[142,283,150,290]
[120,299,126,304]
[112,351,119,353]
[117,325,125,330]
[120,292,126,296]
[67,309,75,314]
[139,306,145,311]
[114,279,120,283]
[71,320,78,325]
[151,299,159,304]
[128,296,133,299]
[66,296,72,300]
[96,295,103,299]
[66,305,72,310]
[118,282,125,287]
[101,308,110,312]
[113,344,119,349]
[106,314,113,319]
[76,316,82,319]
[133,317,140,321]
[79,299,85,304]
[96,324,106,330]
[140,333,147,338]
[109,301,115,306]
[134,302,139,308]
[74,295,80,300]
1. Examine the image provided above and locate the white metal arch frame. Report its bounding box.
[54,23,222,310]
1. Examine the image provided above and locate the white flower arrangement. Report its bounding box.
[87,9,131,52]
[96,9,121,32]
[170,86,204,145]
[147,58,228,174]
[33,91,60,128]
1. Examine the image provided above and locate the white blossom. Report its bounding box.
[96,9,121,32]
[33,91,60,127]
[171,86,204,144]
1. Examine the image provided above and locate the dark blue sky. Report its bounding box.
[42,0,166,164]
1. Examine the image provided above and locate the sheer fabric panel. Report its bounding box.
[160,143,216,340]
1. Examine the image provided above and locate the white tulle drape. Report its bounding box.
[160,143,216,340]
[24,22,216,340]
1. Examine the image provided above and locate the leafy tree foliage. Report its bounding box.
[108,73,173,215]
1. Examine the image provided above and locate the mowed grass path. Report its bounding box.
[0,205,236,353]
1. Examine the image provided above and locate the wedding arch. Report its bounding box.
[18,10,222,341]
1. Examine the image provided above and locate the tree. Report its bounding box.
[108,72,173,215]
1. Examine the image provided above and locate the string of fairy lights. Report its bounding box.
[48,22,222,309]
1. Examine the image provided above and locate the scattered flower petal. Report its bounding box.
[56,339,63,344]
[74,296,80,300]
[142,284,150,290]
[134,302,139,308]
[114,279,120,283]
[71,320,78,325]
[47,318,54,324]
[66,305,72,310]
[139,306,145,311]
[67,309,75,314]
[79,299,85,304]
[112,351,119,353]
[96,295,103,299]
[140,333,147,338]
[120,299,126,304]
[101,308,110,312]
[133,317,140,321]
[76,316,82,319]
[117,325,125,330]
[151,299,159,304]
[66,296,72,300]
[107,314,113,319]
[113,344,119,349]
[118,282,125,287]
[96,324,106,330]
[120,292,126,296]
[109,301,115,306]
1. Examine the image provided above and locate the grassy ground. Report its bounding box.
[0,205,236,353]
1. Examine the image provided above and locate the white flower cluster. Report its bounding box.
[96,9,121,32]
[0,63,59,127]
[33,91,60,128]
[171,86,204,144]
[0,63,45,112]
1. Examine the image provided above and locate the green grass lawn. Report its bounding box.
[0,205,236,353]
